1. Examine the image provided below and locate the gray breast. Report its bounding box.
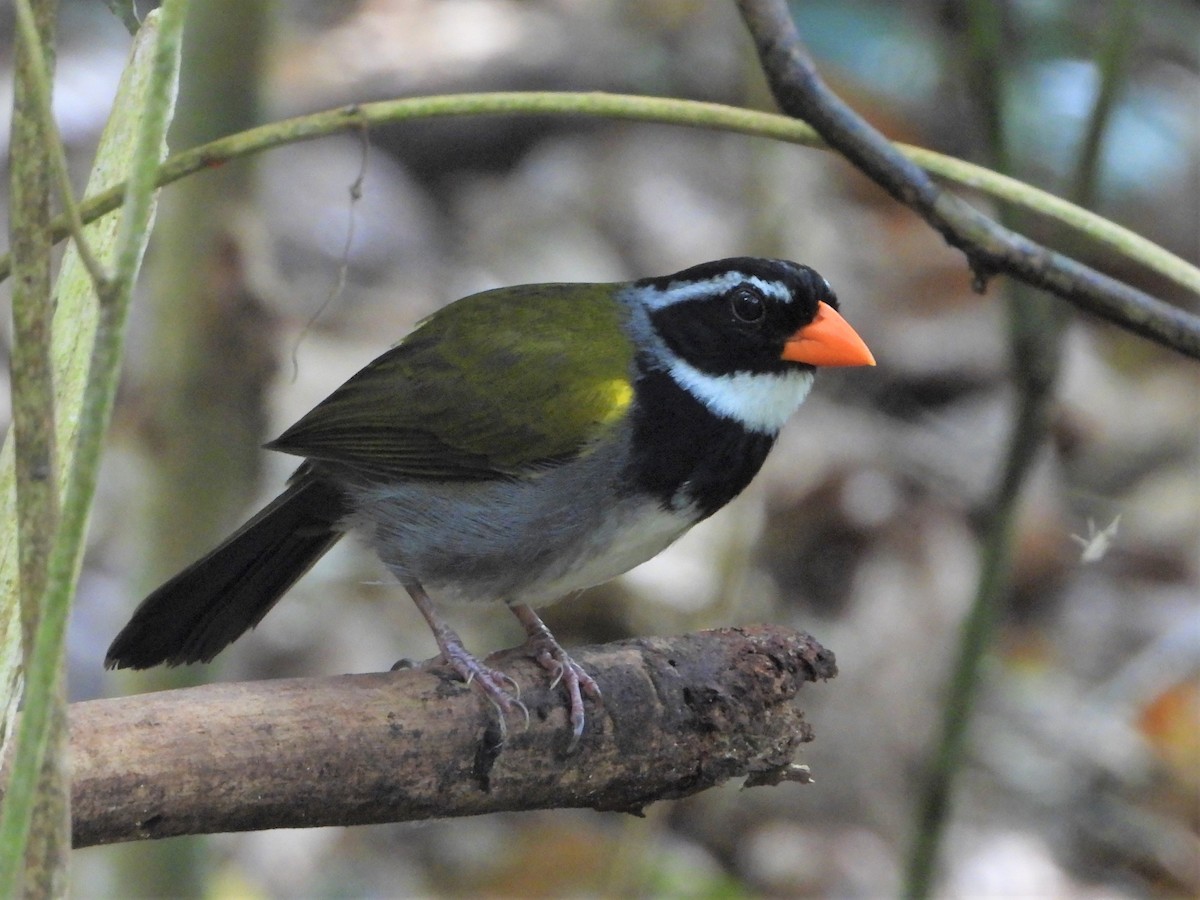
[338,427,697,607]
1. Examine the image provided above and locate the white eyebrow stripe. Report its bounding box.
[664,359,814,434]
[641,273,791,310]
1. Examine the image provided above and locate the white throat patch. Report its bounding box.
[666,359,814,434]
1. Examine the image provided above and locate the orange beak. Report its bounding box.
[781,301,876,367]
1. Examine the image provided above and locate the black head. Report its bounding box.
[634,257,840,377]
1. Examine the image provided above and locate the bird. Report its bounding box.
[106,257,875,748]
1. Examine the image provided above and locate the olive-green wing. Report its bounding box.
[267,283,635,481]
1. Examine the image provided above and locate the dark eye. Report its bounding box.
[729,287,766,323]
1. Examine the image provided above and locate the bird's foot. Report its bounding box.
[437,644,530,740]
[393,651,529,740]
[509,602,602,752]
[402,580,528,740]
[531,642,600,752]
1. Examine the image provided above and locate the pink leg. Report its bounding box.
[404,580,527,737]
[509,602,601,750]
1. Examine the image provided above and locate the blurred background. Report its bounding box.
[1,0,1197,896]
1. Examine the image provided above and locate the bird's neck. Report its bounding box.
[624,368,779,519]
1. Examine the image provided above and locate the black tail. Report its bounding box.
[105,469,347,669]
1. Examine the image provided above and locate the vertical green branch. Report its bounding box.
[1070,0,1137,209]
[0,4,186,894]
[13,0,109,292]
[904,4,1136,896]
[8,0,59,683]
[904,4,1053,892]
[6,1,66,895]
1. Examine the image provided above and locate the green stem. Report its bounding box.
[13,0,109,291]
[0,3,186,893]
[0,92,1193,297]
[962,0,1010,174]
[104,0,141,36]
[904,2,1135,894]
[1070,0,1137,208]
[903,296,1065,899]
[7,0,58,658]
[5,0,65,893]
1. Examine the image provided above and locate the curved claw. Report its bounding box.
[446,653,529,734]
[536,649,601,751]
[402,579,529,739]
[510,603,603,752]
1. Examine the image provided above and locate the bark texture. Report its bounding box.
[51,625,836,847]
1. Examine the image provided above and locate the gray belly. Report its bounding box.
[340,443,696,606]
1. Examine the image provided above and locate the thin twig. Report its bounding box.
[1070,0,1137,208]
[0,93,1194,338]
[903,3,1072,892]
[734,0,1200,358]
[104,0,141,36]
[12,0,110,293]
[290,116,370,381]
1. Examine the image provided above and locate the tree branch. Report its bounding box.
[44,626,834,848]
[734,0,1200,360]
